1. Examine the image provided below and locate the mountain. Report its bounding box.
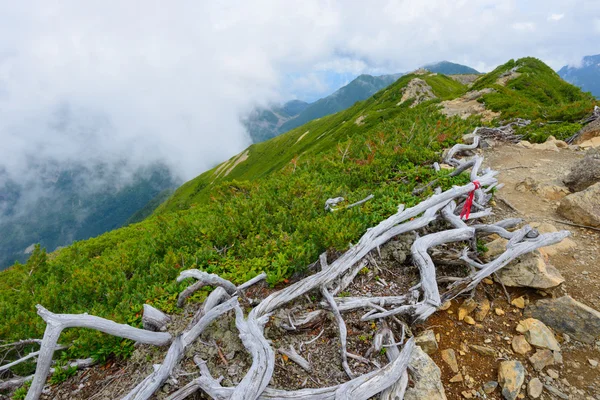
[277,73,403,133]
[558,54,600,99]
[244,62,479,144]
[243,73,402,143]
[423,61,479,75]
[0,162,179,270]
[243,100,309,143]
[0,57,595,368]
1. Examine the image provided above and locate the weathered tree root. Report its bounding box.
[13,128,572,400]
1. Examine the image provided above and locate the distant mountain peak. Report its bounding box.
[422,61,479,75]
[558,54,600,99]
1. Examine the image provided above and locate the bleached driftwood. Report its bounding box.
[281,310,326,331]
[278,345,311,372]
[324,197,344,211]
[176,270,237,307]
[123,295,239,400]
[18,127,574,400]
[321,286,353,378]
[0,344,66,373]
[24,305,171,400]
[142,304,171,332]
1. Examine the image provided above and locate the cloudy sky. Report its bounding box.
[0,0,599,182]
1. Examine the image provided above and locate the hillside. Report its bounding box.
[244,62,479,144]
[242,100,309,143]
[0,58,596,393]
[558,54,600,99]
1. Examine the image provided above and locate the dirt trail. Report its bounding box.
[482,144,600,310]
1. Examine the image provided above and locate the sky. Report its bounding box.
[0,0,599,184]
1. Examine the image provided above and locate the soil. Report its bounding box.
[5,141,600,400]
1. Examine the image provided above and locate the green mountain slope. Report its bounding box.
[558,54,600,99]
[0,58,595,365]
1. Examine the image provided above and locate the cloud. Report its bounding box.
[512,22,536,31]
[0,0,599,193]
[548,13,564,21]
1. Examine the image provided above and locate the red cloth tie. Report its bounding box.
[460,180,481,220]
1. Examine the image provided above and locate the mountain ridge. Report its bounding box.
[558,54,600,99]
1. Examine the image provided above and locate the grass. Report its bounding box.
[0,57,595,369]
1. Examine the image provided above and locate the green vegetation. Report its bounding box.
[0,58,595,370]
[472,57,596,142]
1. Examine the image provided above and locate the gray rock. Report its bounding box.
[483,381,498,394]
[564,148,600,192]
[528,378,544,398]
[486,240,564,289]
[544,384,569,399]
[525,295,600,344]
[404,346,447,400]
[529,349,555,371]
[516,318,561,351]
[415,330,438,354]
[498,360,525,400]
[557,181,600,227]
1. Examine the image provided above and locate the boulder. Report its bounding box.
[497,360,525,400]
[404,346,447,400]
[415,330,438,354]
[516,318,560,351]
[485,239,564,289]
[525,295,600,344]
[557,182,600,227]
[441,348,459,373]
[511,335,532,355]
[563,148,600,192]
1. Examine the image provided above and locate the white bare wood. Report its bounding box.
[321,286,353,379]
[176,270,237,307]
[142,304,171,332]
[278,346,311,372]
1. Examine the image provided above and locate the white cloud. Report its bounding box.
[0,0,599,194]
[548,13,564,21]
[512,22,536,31]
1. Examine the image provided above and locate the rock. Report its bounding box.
[547,368,559,379]
[461,391,473,399]
[474,298,491,321]
[589,359,599,368]
[483,381,498,394]
[450,373,463,382]
[529,222,577,256]
[495,308,505,316]
[525,295,600,344]
[531,140,560,152]
[529,349,555,371]
[483,277,494,285]
[544,384,569,399]
[528,377,544,398]
[512,335,532,355]
[469,344,495,357]
[515,177,570,200]
[415,330,438,354]
[441,348,459,373]
[498,360,525,400]
[579,136,600,149]
[563,148,600,192]
[439,301,452,311]
[511,297,526,309]
[486,239,564,289]
[399,78,437,107]
[517,140,533,148]
[404,346,447,400]
[463,315,476,325]
[516,318,560,351]
[558,181,600,227]
[458,298,478,321]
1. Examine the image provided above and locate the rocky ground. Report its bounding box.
[4,137,600,400]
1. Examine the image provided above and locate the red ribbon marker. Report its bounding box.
[460,180,481,220]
